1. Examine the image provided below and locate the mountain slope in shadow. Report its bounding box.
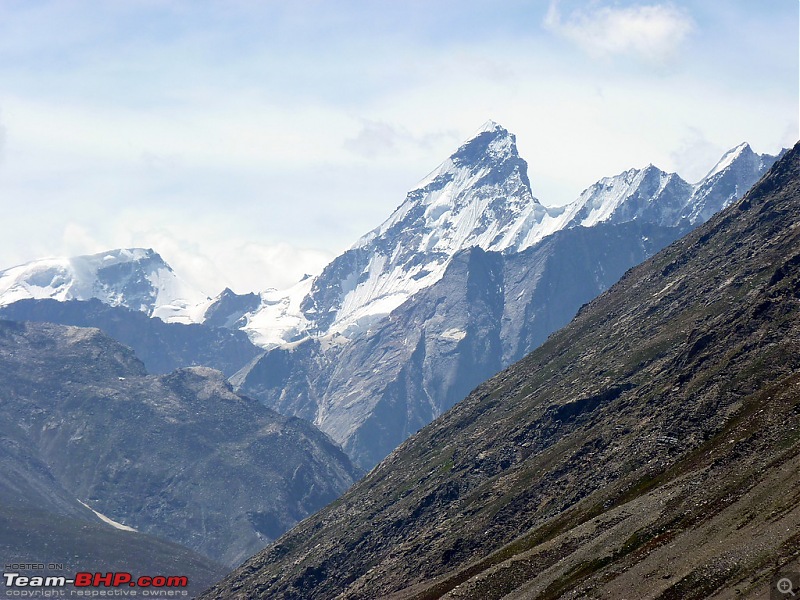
[0,320,359,568]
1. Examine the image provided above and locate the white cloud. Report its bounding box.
[781,120,800,149]
[0,94,356,170]
[54,216,334,296]
[148,240,332,297]
[544,1,695,64]
[343,119,459,160]
[344,120,403,158]
[92,213,334,295]
[208,241,333,294]
[61,222,107,258]
[669,127,726,183]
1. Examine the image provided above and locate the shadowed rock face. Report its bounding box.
[237,220,690,470]
[202,144,800,599]
[203,287,261,330]
[0,297,262,376]
[0,320,360,567]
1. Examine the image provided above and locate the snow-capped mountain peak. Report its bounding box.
[238,132,780,348]
[554,141,782,232]
[559,163,693,229]
[703,142,752,180]
[683,142,779,224]
[238,123,567,345]
[286,122,571,340]
[474,119,503,134]
[0,248,210,323]
[355,122,554,254]
[1,131,782,351]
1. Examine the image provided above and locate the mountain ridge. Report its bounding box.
[0,319,359,567]
[246,122,558,345]
[0,127,781,351]
[222,129,783,348]
[235,219,690,469]
[0,297,261,376]
[229,128,780,470]
[200,141,800,599]
[0,126,782,474]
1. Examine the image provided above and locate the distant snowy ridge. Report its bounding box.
[0,248,210,324]
[683,142,783,224]
[559,166,692,229]
[559,141,781,230]
[0,126,781,341]
[238,124,781,348]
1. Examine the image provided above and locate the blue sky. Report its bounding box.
[0,0,797,293]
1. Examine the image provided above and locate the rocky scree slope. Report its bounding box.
[202,143,800,599]
[0,321,359,567]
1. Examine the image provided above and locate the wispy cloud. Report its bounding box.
[58,215,334,294]
[344,121,405,158]
[544,1,695,64]
[669,126,725,183]
[343,119,458,159]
